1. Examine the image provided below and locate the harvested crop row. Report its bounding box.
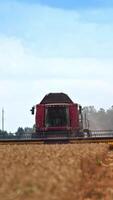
[0,143,108,200]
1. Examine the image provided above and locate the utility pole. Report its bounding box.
[2,108,4,132]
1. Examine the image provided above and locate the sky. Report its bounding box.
[0,0,113,132]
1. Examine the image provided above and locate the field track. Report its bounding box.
[0,137,113,146]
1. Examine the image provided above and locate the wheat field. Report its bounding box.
[0,143,108,200]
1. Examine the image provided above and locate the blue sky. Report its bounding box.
[9,0,113,9]
[0,0,113,132]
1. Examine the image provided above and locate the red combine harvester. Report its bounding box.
[31,93,90,139]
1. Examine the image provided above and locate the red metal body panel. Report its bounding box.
[35,103,80,133]
[36,104,45,129]
[69,104,79,130]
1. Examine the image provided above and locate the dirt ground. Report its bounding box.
[0,143,113,200]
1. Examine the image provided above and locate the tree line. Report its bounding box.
[83,106,113,130]
[0,127,33,139]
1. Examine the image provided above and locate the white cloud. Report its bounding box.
[0,35,113,81]
[0,2,113,57]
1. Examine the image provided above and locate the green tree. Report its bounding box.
[15,127,25,138]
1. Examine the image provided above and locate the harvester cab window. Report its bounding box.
[45,106,68,127]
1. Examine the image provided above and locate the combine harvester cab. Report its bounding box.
[31,93,88,139]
